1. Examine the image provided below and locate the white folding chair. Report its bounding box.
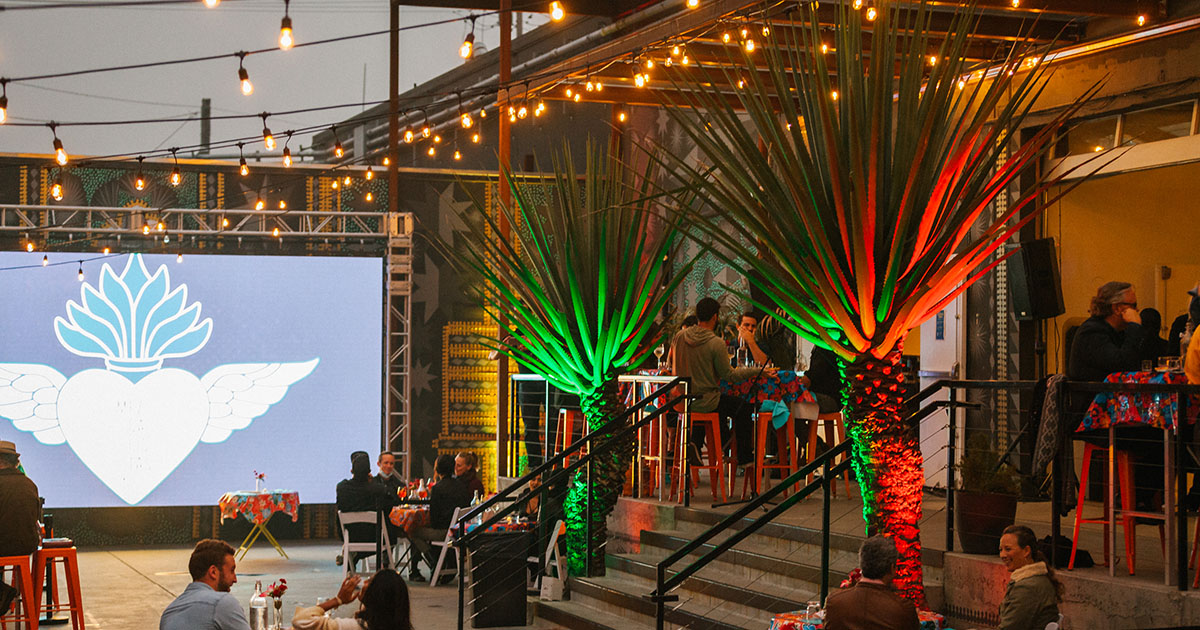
[430,507,464,587]
[337,511,393,578]
[528,520,566,599]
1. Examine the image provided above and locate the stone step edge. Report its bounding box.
[569,575,757,630]
[605,552,811,614]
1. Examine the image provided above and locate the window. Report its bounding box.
[1120,101,1195,146]
[1064,115,1119,157]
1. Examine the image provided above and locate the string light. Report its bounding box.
[762,26,770,37]
[278,0,295,51]
[686,0,698,7]
[204,0,219,7]
[722,31,731,43]
[331,179,339,189]
[255,196,266,210]
[273,226,281,237]
[222,216,229,227]
[282,132,293,167]
[51,177,64,201]
[143,225,151,235]
[421,111,431,138]
[461,111,473,128]
[865,1,877,21]
[479,107,487,118]
[169,149,182,186]
[0,79,8,125]
[344,175,351,185]
[433,134,442,144]
[681,54,690,65]
[672,45,681,56]
[26,241,34,252]
[831,89,839,100]
[460,17,476,59]
[404,128,415,143]
[365,165,374,180]
[237,53,253,95]
[634,73,647,88]
[617,110,627,123]
[427,145,436,157]
[549,1,565,21]
[261,113,276,150]
[279,200,286,209]
[42,255,48,267]
[928,54,938,66]
[77,263,84,282]
[744,38,756,52]
[383,156,389,166]
[157,221,165,232]
[49,123,68,166]
[572,92,581,102]
[1137,14,1147,26]
[534,100,545,117]
[135,156,147,190]
[471,132,481,143]
[238,142,249,176]
[331,125,344,158]
[565,87,574,98]
[364,192,373,202]
[853,0,862,8]
[453,149,462,161]
[177,252,183,263]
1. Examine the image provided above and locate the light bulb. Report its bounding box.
[549,1,564,21]
[26,242,34,252]
[573,93,581,102]
[957,79,966,90]
[831,90,839,100]
[741,27,749,39]
[53,138,68,166]
[665,57,672,67]
[135,172,146,190]
[103,247,110,254]
[205,0,219,7]
[51,179,64,201]
[472,133,480,143]
[672,45,681,56]
[1137,14,1147,26]
[239,67,254,95]
[645,59,654,69]
[821,42,829,54]
[263,127,275,150]
[479,108,486,118]
[686,0,698,7]
[427,146,436,156]
[42,255,48,267]
[565,87,573,98]
[745,38,755,52]
[586,80,594,92]
[461,112,473,128]
[365,192,373,202]
[404,129,414,143]
[282,147,292,167]
[143,225,151,235]
[279,16,294,50]
[334,141,344,158]
[343,175,351,185]
[77,264,84,282]
[279,200,286,209]
[383,157,390,166]
[865,6,877,21]
[422,126,431,138]
[762,26,770,36]
[852,0,862,8]
[222,216,229,227]
[365,166,374,180]
[595,81,602,92]
[928,55,938,66]
[273,227,281,237]
[170,167,182,186]
[634,73,646,88]
[240,158,249,176]
[0,95,8,125]
[453,150,462,161]
[737,79,745,89]
[332,180,339,189]
[1011,0,1019,6]
[177,252,183,263]
[460,32,475,59]
[434,135,442,143]
[255,198,265,210]
[617,111,627,123]
[517,105,527,118]
[157,222,165,232]
[681,55,690,65]
[722,32,731,43]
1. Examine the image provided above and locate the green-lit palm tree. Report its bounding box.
[441,142,689,576]
[651,2,1098,604]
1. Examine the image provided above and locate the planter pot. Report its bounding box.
[955,490,1018,555]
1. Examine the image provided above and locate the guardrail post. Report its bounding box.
[820,457,831,604]
[586,435,594,577]
[656,566,666,630]
[946,386,957,553]
[457,523,466,630]
[1050,381,1065,568]
[1178,393,1189,591]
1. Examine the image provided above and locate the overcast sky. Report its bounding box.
[0,0,543,160]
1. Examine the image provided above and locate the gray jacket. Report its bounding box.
[671,325,757,412]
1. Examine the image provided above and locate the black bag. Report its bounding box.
[1040,534,1092,568]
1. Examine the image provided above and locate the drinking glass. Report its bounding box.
[1141,359,1154,373]
[1157,357,1170,373]
[1167,356,1182,372]
[654,345,666,364]
[805,600,821,619]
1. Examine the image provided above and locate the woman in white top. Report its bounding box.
[292,569,412,630]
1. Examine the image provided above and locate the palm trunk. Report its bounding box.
[842,345,927,607]
[563,378,630,576]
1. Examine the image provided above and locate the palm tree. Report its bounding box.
[651,2,1098,604]
[439,142,689,576]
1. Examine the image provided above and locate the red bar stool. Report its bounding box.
[1069,442,1164,573]
[0,554,37,630]
[670,412,726,503]
[637,412,674,497]
[806,411,852,497]
[554,409,587,466]
[754,412,798,497]
[33,539,83,629]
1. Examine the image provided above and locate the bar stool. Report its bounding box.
[554,409,586,466]
[0,554,37,630]
[750,412,797,497]
[1191,511,1200,588]
[1069,442,1164,573]
[637,412,674,496]
[33,540,83,630]
[670,412,726,503]
[806,411,852,497]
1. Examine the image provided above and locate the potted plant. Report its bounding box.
[955,434,1021,554]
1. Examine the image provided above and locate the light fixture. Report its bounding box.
[365,192,373,202]
[686,0,698,7]
[238,143,249,176]
[204,0,219,7]
[50,124,68,166]
[332,125,344,158]
[42,255,48,267]
[255,197,266,210]
[282,132,293,167]
[169,149,182,186]
[278,0,294,50]
[471,132,480,143]
[51,177,64,201]
[549,1,565,21]
[177,252,183,263]
[135,156,147,190]
[278,200,286,209]
[77,263,84,282]
[453,150,462,161]
[460,17,476,59]
[0,79,8,125]
[261,114,275,150]
[273,226,281,237]
[1137,14,1147,26]
[237,53,253,95]
[365,166,374,180]
[26,241,34,252]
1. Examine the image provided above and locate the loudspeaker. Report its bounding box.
[1009,237,1065,321]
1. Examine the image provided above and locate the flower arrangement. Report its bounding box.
[254,470,266,492]
[264,578,287,598]
[839,568,862,589]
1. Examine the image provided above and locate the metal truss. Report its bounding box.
[386,214,414,478]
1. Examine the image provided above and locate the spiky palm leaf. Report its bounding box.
[440,141,690,575]
[650,1,1098,604]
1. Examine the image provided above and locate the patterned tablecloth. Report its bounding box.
[720,369,816,406]
[218,491,300,525]
[389,506,430,536]
[769,609,946,630]
[1078,371,1200,432]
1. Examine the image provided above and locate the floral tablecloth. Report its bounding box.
[389,506,430,536]
[465,519,536,535]
[1078,371,1200,432]
[218,491,300,525]
[721,369,816,406]
[770,609,946,630]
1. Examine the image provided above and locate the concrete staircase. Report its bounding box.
[535,502,944,630]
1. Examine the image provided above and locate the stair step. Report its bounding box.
[606,552,813,613]
[535,598,639,630]
[569,574,768,630]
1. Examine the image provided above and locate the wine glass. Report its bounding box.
[654,345,666,369]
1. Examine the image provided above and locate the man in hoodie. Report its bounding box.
[671,297,773,466]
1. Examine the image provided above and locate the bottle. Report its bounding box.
[249,581,268,630]
[736,338,750,367]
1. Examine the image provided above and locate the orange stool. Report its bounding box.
[671,412,726,503]
[0,554,37,630]
[637,413,674,496]
[755,412,798,497]
[1191,509,1200,588]
[806,411,852,497]
[1069,442,1164,574]
[33,540,83,629]
[554,409,587,466]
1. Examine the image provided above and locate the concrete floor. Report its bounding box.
[56,541,566,630]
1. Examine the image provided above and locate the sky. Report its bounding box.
[0,0,546,160]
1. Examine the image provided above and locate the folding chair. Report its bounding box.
[430,507,465,587]
[337,511,394,578]
[529,520,567,599]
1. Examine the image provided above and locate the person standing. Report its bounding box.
[159,539,251,630]
[0,440,39,615]
[823,536,920,630]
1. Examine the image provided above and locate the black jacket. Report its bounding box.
[0,468,40,557]
[1067,316,1143,415]
[336,476,398,543]
[429,476,473,530]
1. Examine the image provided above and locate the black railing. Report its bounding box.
[452,376,690,630]
[647,439,853,630]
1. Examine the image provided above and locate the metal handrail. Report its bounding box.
[648,439,853,630]
[453,375,690,630]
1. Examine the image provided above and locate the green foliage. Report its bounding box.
[959,434,1021,495]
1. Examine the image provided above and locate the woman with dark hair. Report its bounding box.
[997,525,1062,630]
[292,570,413,630]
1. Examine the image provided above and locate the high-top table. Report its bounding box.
[219,490,300,560]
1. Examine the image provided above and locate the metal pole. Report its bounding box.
[457,524,466,630]
[495,0,513,479]
[1178,393,1189,591]
[586,436,594,577]
[946,386,957,553]
[820,458,831,604]
[655,565,666,630]
[1050,381,1066,568]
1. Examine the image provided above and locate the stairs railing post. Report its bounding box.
[946,385,957,553]
[456,522,466,630]
[656,565,666,630]
[586,435,594,577]
[820,455,831,604]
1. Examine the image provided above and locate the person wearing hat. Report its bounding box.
[0,440,40,614]
[336,451,400,570]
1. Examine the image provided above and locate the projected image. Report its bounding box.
[0,253,382,507]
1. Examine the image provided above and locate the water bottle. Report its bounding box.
[249,580,268,630]
[736,338,750,367]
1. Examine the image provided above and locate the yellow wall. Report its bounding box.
[1045,161,1200,372]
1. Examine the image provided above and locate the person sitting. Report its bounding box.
[291,569,413,630]
[823,535,919,630]
[1138,307,1168,365]
[408,454,472,583]
[455,451,486,498]
[336,451,399,569]
[997,525,1062,630]
[159,539,250,630]
[0,440,39,616]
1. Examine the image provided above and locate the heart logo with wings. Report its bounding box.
[0,254,317,504]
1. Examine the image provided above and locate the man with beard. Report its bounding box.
[159,539,250,630]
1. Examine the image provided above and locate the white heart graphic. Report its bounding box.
[57,368,208,504]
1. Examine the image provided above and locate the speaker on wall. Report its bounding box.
[1009,237,1065,321]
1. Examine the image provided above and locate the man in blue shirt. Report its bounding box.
[160,539,250,630]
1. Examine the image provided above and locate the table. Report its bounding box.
[218,490,299,560]
[720,369,816,407]
[1078,371,1199,432]
[389,505,430,536]
[769,608,947,630]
